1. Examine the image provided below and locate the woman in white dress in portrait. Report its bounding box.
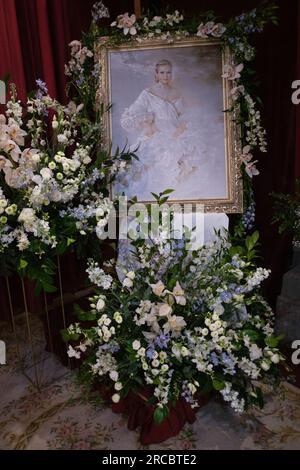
[118,59,207,200]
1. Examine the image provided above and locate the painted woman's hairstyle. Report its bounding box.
[155,59,172,73]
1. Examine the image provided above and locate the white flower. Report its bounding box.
[163,315,187,337]
[211,23,226,37]
[222,63,244,80]
[112,393,120,403]
[109,370,119,382]
[112,13,137,36]
[150,280,166,297]
[188,383,197,394]
[196,21,215,38]
[181,346,190,357]
[152,359,160,368]
[158,302,172,317]
[245,161,260,178]
[18,208,35,224]
[126,271,135,280]
[40,167,52,180]
[161,364,169,372]
[52,117,58,129]
[230,85,245,101]
[261,360,270,371]
[132,340,141,350]
[137,347,146,356]
[113,311,123,324]
[114,382,123,391]
[96,298,105,311]
[172,281,186,305]
[249,344,263,361]
[271,353,280,364]
[67,345,81,359]
[57,134,68,144]
[123,277,133,288]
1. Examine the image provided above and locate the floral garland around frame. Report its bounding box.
[65,1,278,238]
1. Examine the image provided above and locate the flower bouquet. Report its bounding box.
[62,214,285,444]
[0,81,134,292]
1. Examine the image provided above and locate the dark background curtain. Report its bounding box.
[0,0,299,320]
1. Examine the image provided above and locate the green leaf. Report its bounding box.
[243,329,260,341]
[67,238,75,247]
[245,231,259,252]
[153,406,168,424]
[19,259,28,270]
[212,378,226,391]
[265,334,284,348]
[161,188,174,195]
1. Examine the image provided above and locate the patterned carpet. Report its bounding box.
[1,315,300,450]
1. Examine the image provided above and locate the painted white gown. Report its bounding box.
[116,88,207,201]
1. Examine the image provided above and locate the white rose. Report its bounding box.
[112,393,120,403]
[40,167,52,180]
[126,271,135,280]
[202,328,209,336]
[83,156,91,165]
[271,354,280,364]
[123,277,133,288]
[114,382,123,391]
[113,311,123,324]
[137,347,146,356]
[109,370,119,382]
[152,359,160,368]
[18,208,35,224]
[132,340,141,350]
[261,360,270,371]
[181,346,190,357]
[161,364,169,372]
[96,298,105,311]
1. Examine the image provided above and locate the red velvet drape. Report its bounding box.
[0,0,299,320]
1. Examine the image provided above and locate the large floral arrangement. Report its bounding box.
[0,81,133,291]
[63,213,284,423]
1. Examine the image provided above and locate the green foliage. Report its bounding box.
[271,179,300,242]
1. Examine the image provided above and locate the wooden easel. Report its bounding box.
[134,0,142,18]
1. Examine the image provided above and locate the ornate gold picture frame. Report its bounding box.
[96,37,243,213]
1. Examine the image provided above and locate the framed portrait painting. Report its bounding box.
[97,37,243,212]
